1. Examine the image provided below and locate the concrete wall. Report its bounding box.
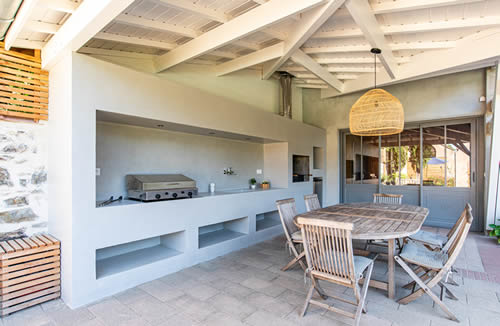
[48,53,325,308]
[96,122,265,199]
[302,69,486,205]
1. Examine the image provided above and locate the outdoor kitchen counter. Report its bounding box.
[95,187,286,207]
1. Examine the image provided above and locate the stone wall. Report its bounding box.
[0,120,48,240]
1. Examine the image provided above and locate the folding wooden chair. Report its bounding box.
[304,194,321,212]
[276,198,306,271]
[297,217,375,326]
[395,204,473,322]
[373,193,403,205]
[366,193,404,251]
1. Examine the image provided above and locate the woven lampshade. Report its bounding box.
[349,88,404,136]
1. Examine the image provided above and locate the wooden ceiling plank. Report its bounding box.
[262,0,345,79]
[153,0,326,72]
[25,21,60,34]
[216,42,283,76]
[39,0,79,13]
[345,0,398,78]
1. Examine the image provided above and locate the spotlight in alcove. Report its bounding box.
[208,132,216,135]
[157,124,164,128]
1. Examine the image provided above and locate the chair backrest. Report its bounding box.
[442,207,467,252]
[443,204,473,269]
[373,193,403,205]
[297,217,356,285]
[304,194,321,212]
[276,198,299,242]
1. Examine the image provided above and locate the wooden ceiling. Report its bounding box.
[5,0,500,98]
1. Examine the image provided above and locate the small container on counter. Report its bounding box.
[209,182,216,193]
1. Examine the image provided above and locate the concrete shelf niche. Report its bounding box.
[256,210,282,231]
[198,217,248,248]
[96,231,185,279]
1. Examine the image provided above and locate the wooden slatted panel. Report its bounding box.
[0,43,48,121]
[373,193,403,205]
[0,234,60,316]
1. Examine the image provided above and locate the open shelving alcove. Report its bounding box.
[256,210,282,231]
[96,230,185,279]
[198,217,249,248]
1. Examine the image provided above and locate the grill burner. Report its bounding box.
[126,174,198,202]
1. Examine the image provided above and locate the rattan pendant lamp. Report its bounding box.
[349,48,404,136]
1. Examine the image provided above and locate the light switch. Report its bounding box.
[256,169,262,175]
[96,168,101,176]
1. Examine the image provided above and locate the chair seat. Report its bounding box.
[291,231,302,242]
[400,241,448,270]
[409,230,448,248]
[353,255,373,279]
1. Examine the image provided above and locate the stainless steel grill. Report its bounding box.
[126,174,198,201]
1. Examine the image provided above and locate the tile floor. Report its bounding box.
[1,228,500,326]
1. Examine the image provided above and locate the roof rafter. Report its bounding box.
[4,0,39,50]
[39,0,79,13]
[94,32,176,50]
[345,0,397,78]
[321,28,500,98]
[41,0,136,69]
[153,0,326,72]
[303,41,456,54]
[262,0,345,79]
[291,49,343,92]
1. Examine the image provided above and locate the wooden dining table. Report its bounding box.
[295,202,429,299]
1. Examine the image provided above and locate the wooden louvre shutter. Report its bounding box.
[0,43,48,121]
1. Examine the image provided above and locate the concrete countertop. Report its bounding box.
[96,187,285,208]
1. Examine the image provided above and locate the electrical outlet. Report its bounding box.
[96,168,101,176]
[256,169,262,175]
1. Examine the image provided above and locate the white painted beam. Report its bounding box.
[42,0,136,69]
[216,42,284,76]
[94,32,176,50]
[313,16,500,39]
[12,39,45,49]
[153,0,325,72]
[345,0,397,78]
[39,0,79,13]
[25,21,60,34]
[4,0,39,50]
[287,65,379,73]
[321,28,500,98]
[291,49,343,92]
[295,84,328,89]
[262,0,345,79]
[303,41,456,54]
[314,57,410,64]
[371,0,484,15]
[293,72,359,80]
[78,47,156,59]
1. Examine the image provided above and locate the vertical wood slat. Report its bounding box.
[0,42,48,121]
[0,234,60,316]
[373,193,403,205]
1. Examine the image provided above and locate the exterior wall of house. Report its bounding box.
[302,69,486,206]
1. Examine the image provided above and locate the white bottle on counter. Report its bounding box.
[209,182,216,193]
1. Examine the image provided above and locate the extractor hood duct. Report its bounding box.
[0,0,23,41]
[279,72,293,119]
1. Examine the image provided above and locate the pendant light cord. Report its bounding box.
[374,51,377,89]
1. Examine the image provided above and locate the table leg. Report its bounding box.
[388,239,395,299]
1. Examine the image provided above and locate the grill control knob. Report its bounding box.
[188,192,193,198]
[165,192,169,195]
[155,194,161,200]
[172,193,178,198]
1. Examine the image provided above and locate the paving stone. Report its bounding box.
[246,292,295,317]
[125,294,177,325]
[167,295,216,322]
[223,282,255,299]
[156,313,199,326]
[46,307,96,326]
[183,284,220,301]
[87,297,142,326]
[202,312,246,326]
[244,310,299,326]
[241,277,273,290]
[208,293,256,320]
[1,305,52,326]
[114,287,151,305]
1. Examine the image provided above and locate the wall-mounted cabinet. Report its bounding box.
[198,217,249,248]
[96,231,185,279]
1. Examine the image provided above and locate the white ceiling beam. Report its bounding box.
[94,32,176,50]
[313,16,500,39]
[314,57,410,64]
[303,41,456,54]
[12,39,45,49]
[291,49,343,92]
[216,42,284,76]
[4,0,39,50]
[321,28,500,98]
[210,50,238,59]
[78,47,156,59]
[157,0,229,23]
[295,84,328,89]
[345,0,397,78]
[39,0,79,13]
[42,0,136,69]
[262,0,345,79]
[25,21,60,34]
[287,65,379,73]
[293,72,359,80]
[153,0,326,72]
[114,13,199,38]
